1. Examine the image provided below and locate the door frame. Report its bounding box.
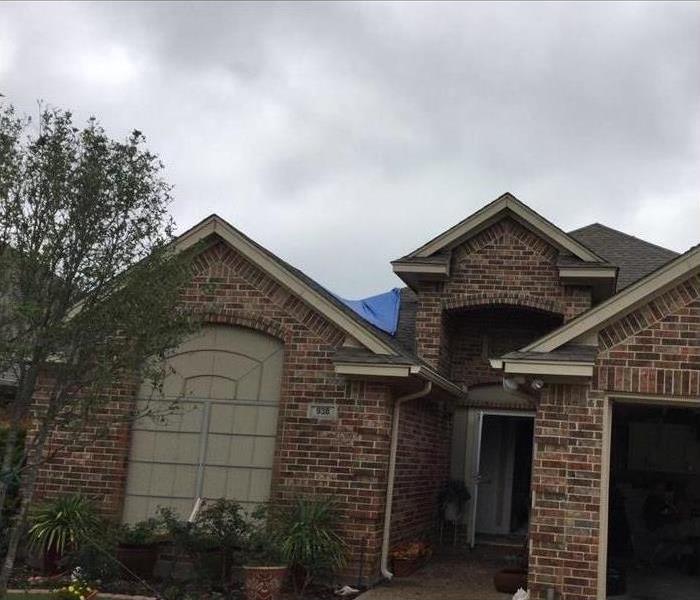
[468,408,535,548]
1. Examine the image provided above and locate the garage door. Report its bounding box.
[122,325,283,523]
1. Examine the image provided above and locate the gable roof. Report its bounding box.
[176,214,402,356]
[520,242,700,354]
[175,215,465,398]
[400,192,606,262]
[569,223,678,291]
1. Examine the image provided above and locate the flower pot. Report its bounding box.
[494,568,527,594]
[391,556,425,577]
[243,565,287,600]
[116,543,158,579]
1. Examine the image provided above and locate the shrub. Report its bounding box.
[28,495,102,557]
[196,499,247,554]
[243,505,285,567]
[61,531,121,584]
[273,497,347,597]
[117,518,161,546]
[196,499,248,583]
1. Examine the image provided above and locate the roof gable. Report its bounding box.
[522,243,700,354]
[175,214,400,356]
[402,193,605,262]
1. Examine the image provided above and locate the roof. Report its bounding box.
[389,222,682,357]
[398,192,606,263]
[569,223,678,291]
[176,214,404,356]
[394,287,418,354]
[501,344,598,363]
[175,215,463,396]
[519,242,700,354]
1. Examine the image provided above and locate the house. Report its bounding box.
[35,193,700,600]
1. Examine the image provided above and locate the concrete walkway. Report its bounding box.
[358,547,517,600]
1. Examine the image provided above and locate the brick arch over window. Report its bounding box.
[443,292,565,316]
[196,308,294,345]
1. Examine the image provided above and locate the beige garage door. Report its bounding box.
[122,325,283,523]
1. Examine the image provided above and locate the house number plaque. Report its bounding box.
[308,403,338,420]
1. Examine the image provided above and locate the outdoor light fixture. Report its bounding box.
[503,377,520,391]
[531,379,545,390]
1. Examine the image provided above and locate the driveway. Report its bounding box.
[358,546,518,600]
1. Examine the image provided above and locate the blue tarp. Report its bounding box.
[336,288,401,335]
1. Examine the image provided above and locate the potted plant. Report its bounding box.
[28,495,102,574]
[390,540,432,577]
[274,497,347,598]
[196,499,249,585]
[116,518,160,579]
[242,506,287,600]
[437,479,471,523]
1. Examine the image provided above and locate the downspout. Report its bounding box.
[380,380,433,581]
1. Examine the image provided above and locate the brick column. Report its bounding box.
[414,282,446,372]
[529,384,604,600]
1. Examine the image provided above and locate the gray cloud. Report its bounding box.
[2,1,699,296]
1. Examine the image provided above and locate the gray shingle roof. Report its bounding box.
[501,344,598,363]
[569,223,678,291]
[395,287,418,354]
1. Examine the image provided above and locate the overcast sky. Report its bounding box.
[2,1,699,297]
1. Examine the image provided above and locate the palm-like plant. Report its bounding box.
[28,495,102,557]
[274,497,347,597]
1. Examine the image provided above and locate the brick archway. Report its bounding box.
[443,292,564,316]
[195,308,294,344]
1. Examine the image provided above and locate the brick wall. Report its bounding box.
[529,383,603,600]
[30,376,138,517]
[448,307,562,388]
[34,240,397,581]
[528,272,700,600]
[595,273,700,396]
[390,397,452,545]
[414,218,592,373]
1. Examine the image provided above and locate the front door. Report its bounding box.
[468,410,534,546]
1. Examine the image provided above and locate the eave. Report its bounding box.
[333,359,466,399]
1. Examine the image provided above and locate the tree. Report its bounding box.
[0,103,198,594]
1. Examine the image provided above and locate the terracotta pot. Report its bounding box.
[243,565,288,600]
[116,544,158,579]
[493,568,527,594]
[391,556,425,577]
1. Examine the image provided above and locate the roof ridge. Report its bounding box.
[570,222,678,256]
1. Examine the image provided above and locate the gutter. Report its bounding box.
[380,381,433,581]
